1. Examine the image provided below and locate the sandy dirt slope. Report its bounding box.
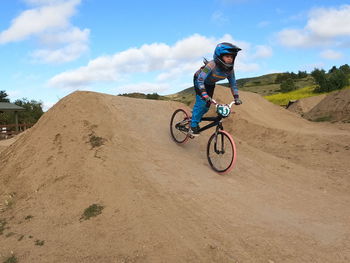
[0,137,16,154]
[287,89,350,123]
[0,89,349,262]
[303,89,350,122]
[287,94,326,116]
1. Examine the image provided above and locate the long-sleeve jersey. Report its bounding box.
[194,60,238,98]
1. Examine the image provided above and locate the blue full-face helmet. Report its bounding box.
[214,42,241,71]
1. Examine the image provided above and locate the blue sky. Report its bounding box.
[1,0,349,110]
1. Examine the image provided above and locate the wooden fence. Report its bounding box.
[0,123,34,139]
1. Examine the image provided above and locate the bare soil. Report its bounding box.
[288,89,350,123]
[303,89,350,122]
[1,87,349,262]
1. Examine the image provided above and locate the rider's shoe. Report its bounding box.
[189,126,200,136]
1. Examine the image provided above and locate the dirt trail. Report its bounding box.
[0,88,349,262]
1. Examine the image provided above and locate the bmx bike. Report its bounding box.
[170,99,237,174]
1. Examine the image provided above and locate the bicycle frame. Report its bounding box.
[197,115,224,134]
[170,102,237,173]
[196,100,235,135]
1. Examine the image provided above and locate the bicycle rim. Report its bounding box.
[170,108,190,144]
[207,130,236,174]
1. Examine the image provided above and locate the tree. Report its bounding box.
[328,70,349,91]
[275,71,301,84]
[312,67,349,93]
[0,90,10,102]
[297,70,308,78]
[339,64,350,75]
[275,73,290,83]
[328,66,338,74]
[280,78,297,93]
[146,93,160,100]
[311,68,328,92]
[14,98,44,124]
[290,72,298,79]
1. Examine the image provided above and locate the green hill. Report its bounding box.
[164,73,315,105]
[117,72,346,107]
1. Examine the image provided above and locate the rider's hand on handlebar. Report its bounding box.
[204,96,217,107]
[204,96,212,107]
[204,96,211,103]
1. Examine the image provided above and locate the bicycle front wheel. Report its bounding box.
[207,130,236,174]
[170,108,191,144]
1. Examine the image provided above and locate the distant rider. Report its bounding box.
[190,42,242,135]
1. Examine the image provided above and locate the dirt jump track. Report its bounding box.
[1,86,350,262]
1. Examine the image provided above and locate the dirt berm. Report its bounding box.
[1,86,350,262]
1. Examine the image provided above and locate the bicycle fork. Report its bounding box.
[213,123,225,154]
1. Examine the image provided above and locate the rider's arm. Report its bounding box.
[197,62,215,99]
[227,70,239,98]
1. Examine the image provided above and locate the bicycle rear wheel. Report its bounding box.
[170,108,191,144]
[207,130,236,174]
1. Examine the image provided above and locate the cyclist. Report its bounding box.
[190,42,242,136]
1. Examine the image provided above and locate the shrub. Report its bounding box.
[280,78,297,93]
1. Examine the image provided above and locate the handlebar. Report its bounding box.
[211,99,236,108]
[210,99,237,118]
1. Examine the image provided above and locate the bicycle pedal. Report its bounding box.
[188,133,198,138]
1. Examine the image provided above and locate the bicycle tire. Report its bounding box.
[170,108,191,144]
[207,130,236,174]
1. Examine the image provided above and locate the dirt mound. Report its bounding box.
[287,94,326,116]
[1,89,350,262]
[303,89,350,122]
[0,137,17,154]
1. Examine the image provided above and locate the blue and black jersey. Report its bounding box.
[194,60,238,98]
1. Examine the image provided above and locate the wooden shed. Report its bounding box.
[0,102,25,134]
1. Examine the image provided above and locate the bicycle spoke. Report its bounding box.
[207,131,236,173]
[170,109,190,144]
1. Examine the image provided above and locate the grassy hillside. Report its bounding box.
[163,73,315,105]
[164,87,196,106]
[239,74,314,95]
[117,73,344,107]
[264,86,317,106]
[264,85,350,106]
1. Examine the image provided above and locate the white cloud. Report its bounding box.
[43,101,56,111]
[30,27,90,63]
[7,90,23,99]
[156,62,198,82]
[48,34,268,91]
[23,0,67,6]
[320,49,343,60]
[235,61,260,72]
[0,0,87,63]
[0,0,80,43]
[307,5,350,38]
[277,29,324,48]
[277,5,350,48]
[38,26,89,46]
[31,40,89,63]
[252,45,273,59]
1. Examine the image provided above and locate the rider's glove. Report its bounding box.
[202,92,212,106]
[234,94,242,105]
